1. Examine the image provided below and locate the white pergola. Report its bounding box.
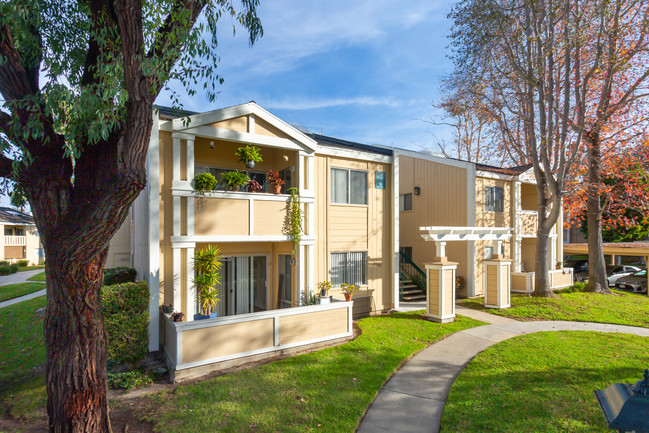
[420,226,513,257]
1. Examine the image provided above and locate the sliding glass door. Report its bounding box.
[213,255,267,317]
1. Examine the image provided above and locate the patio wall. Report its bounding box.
[162,301,353,381]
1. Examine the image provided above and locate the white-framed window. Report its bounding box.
[485,186,504,212]
[14,228,24,236]
[399,193,413,211]
[331,168,367,205]
[330,251,367,286]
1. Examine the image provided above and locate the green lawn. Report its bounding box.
[18,265,45,272]
[0,295,47,420]
[442,331,649,433]
[0,282,46,302]
[459,285,649,328]
[137,312,485,433]
[27,271,47,282]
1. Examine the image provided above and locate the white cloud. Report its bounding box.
[264,96,419,110]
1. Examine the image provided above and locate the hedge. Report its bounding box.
[102,281,149,364]
[103,267,137,286]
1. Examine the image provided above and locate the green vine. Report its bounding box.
[287,187,303,255]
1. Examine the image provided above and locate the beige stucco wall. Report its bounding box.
[314,154,393,313]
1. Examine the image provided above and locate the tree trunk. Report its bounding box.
[44,242,112,433]
[532,179,557,298]
[585,131,611,294]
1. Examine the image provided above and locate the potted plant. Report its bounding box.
[161,303,173,314]
[193,245,222,320]
[267,169,285,194]
[220,170,250,191]
[235,144,263,169]
[340,283,357,301]
[192,172,217,193]
[170,311,184,322]
[317,281,332,304]
[246,179,263,193]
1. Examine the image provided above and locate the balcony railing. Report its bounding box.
[5,235,26,246]
[519,211,538,235]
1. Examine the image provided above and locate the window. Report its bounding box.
[399,193,413,211]
[485,186,504,212]
[331,168,367,205]
[14,228,24,236]
[196,166,271,191]
[4,228,13,236]
[330,252,367,286]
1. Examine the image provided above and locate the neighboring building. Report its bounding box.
[0,207,43,264]
[110,102,570,379]
[398,151,570,297]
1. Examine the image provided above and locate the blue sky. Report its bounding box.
[158,0,456,151]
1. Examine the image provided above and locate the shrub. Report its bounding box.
[102,281,149,364]
[107,370,154,391]
[103,267,137,286]
[9,264,18,274]
[192,172,217,193]
[16,260,29,267]
[0,260,9,266]
[0,265,11,276]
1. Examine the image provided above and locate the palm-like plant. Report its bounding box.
[193,245,222,315]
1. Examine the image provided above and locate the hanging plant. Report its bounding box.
[287,187,302,256]
[235,144,263,169]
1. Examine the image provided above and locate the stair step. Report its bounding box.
[402,295,427,301]
[401,289,424,295]
[400,284,419,289]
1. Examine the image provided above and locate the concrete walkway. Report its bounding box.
[357,306,649,433]
[0,269,46,309]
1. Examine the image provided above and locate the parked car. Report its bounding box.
[576,265,643,286]
[564,259,588,274]
[614,269,648,294]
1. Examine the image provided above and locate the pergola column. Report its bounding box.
[484,258,511,309]
[423,258,457,323]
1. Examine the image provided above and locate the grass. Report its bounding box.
[27,271,46,282]
[138,312,485,433]
[0,282,46,302]
[442,331,649,433]
[18,265,45,272]
[0,295,47,420]
[459,284,649,328]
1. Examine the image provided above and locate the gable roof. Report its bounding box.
[0,207,35,225]
[162,102,318,153]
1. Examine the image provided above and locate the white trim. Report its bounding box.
[392,150,400,310]
[173,248,181,311]
[396,148,472,170]
[176,326,183,365]
[466,163,477,297]
[248,113,255,134]
[297,244,305,305]
[476,170,514,181]
[186,247,195,321]
[182,125,311,153]
[147,111,161,352]
[316,145,392,164]
[172,235,316,244]
[171,103,318,152]
[171,183,315,203]
[421,226,513,242]
[172,137,181,181]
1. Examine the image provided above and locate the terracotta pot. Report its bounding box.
[344,293,353,302]
[272,184,282,194]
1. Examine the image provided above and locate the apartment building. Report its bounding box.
[0,207,42,264]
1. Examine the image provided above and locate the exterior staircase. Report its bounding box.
[399,252,427,302]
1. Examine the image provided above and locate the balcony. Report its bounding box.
[171,181,314,243]
[4,235,26,246]
[519,211,538,236]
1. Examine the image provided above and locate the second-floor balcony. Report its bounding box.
[4,235,26,246]
[519,211,538,236]
[171,181,314,242]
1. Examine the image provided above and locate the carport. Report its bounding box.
[563,242,649,295]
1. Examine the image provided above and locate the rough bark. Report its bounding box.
[532,177,558,298]
[585,131,612,293]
